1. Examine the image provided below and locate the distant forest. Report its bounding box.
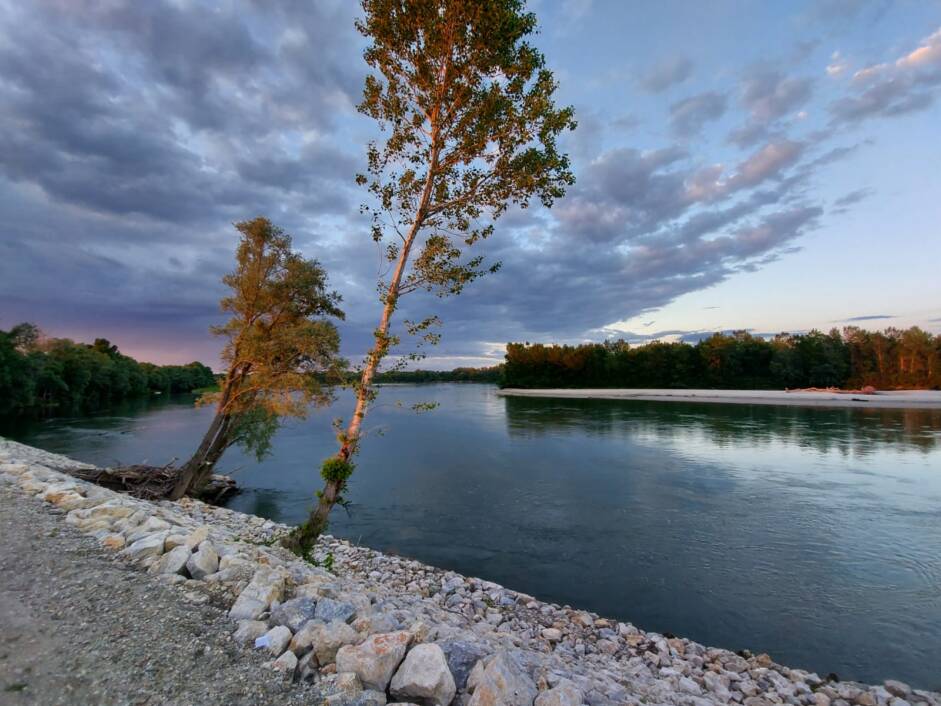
[372,366,501,384]
[501,327,941,390]
[0,323,216,416]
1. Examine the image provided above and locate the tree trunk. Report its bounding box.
[287,136,443,555]
[168,410,229,500]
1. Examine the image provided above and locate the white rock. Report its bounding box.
[153,545,191,575]
[390,643,456,706]
[186,540,219,580]
[336,631,410,691]
[122,531,168,562]
[229,568,285,620]
[185,525,210,549]
[258,625,292,656]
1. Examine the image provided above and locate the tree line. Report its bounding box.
[0,324,216,417]
[501,328,941,390]
[370,366,501,384]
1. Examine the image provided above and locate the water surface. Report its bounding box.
[4,384,940,688]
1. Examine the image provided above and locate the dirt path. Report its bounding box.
[0,484,319,706]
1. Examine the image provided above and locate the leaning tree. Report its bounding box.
[169,217,345,500]
[286,0,576,553]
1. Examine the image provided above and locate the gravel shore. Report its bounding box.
[496,388,941,409]
[1,437,938,706]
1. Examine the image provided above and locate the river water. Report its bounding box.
[3,383,940,688]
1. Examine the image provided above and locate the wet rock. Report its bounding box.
[389,643,456,706]
[336,631,410,691]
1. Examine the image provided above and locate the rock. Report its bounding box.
[122,531,168,562]
[229,567,285,621]
[154,544,191,576]
[815,692,833,706]
[270,597,319,632]
[467,652,537,706]
[389,643,456,706]
[534,679,584,706]
[316,596,357,624]
[678,676,702,695]
[99,533,126,550]
[126,516,171,544]
[322,671,363,703]
[186,540,219,580]
[185,525,210,549]
[297,651,318,682]
[336,631,410,691]
[541,628,563,642]
[437,639,488,691]
[257,625,292,657]
[886,683,912,699]
[233,620,269,646]
[291,619,360,664]
[271,649,298,675]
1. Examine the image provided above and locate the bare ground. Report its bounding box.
[0,483,319,706]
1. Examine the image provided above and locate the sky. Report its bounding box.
[1,0,940,369]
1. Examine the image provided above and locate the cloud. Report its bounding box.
[669,91,728,136]
[832,187,874,212]
[837,315,895,322]
[830,27,941,123]
[727,67,814,148]
[640,56,694,93]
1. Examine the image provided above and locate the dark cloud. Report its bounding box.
[669,91,728,136]
[0,1,914,367]
[639,56,694,93]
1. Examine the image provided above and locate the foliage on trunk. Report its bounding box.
[171,217,345,499]
[287,0,575,553]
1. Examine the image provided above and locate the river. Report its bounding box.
[3,383,940,689]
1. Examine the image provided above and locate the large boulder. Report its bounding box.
[186,540,219,580]
[122,531,169,563]
[315,596,357,624]
[153,545,191,576]
[291,619,360,663]
[229,567,286,621]
[269,597,318,632]
[534,679,584,706]
[390,643,456,706]
[467,652,537,706]
[336,631,410,691]
[437,639,488,691]
[257,625,292,657]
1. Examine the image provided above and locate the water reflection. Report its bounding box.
[503,395,941,456]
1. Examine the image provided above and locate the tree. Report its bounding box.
[169,217,345,500]
[286,0,576,553]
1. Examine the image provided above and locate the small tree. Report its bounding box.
[286,0,575,553]
[169,217,345,500]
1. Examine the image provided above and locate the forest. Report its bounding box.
[501,327,941,390]
[371,366,502,384]
[0,323,216,416]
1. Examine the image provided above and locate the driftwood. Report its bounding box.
[51,463,239,504]
[786,386,878,395]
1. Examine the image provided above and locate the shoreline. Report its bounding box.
[1,437,939,705]
[497,388,941,409]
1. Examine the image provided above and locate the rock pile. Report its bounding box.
[1,438,939,706]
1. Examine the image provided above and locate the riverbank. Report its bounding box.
[1,438,938,706]
[498,388,941,409]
